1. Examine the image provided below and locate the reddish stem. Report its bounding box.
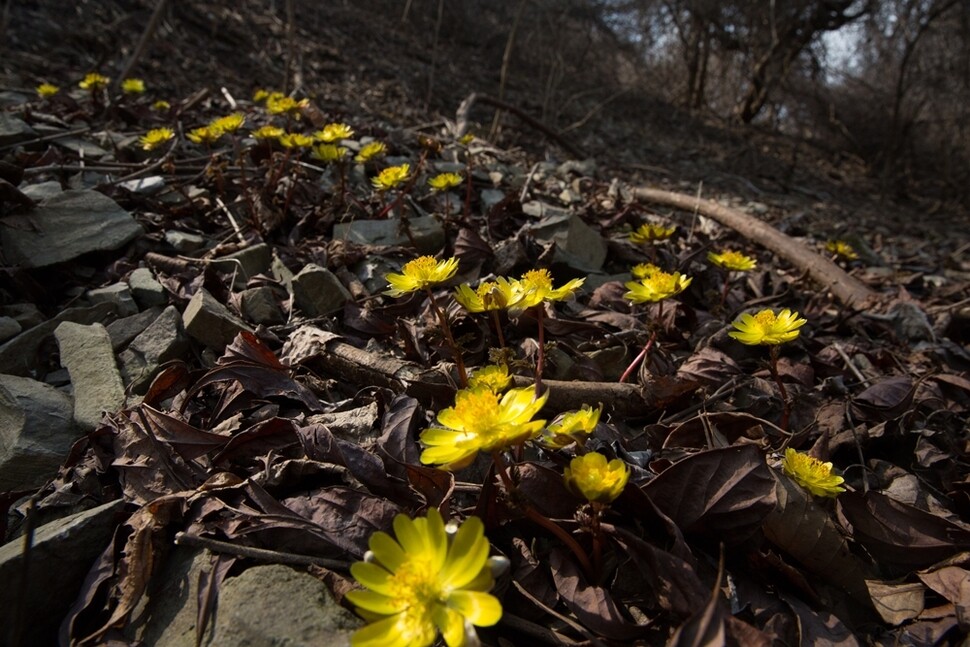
[426,287,468,388]
[535,305,545,398]
[490,309,506,349]
[619,300,663,384]
[768,345,791,430]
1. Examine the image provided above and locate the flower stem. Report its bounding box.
[491,451,594,580]
[535,306,546,398]
[719,270,731,311]
[425,287,468,388]
[490,309,507,349]
[768,345,791,431]
[619,300,663,384]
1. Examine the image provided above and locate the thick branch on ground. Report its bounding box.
[456,93,586,160]
[282,327,653,416]
[631,186,876,307]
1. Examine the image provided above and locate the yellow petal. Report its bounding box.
[433,605,467,647]
[441,517,490,589]
[350,561,394,595]
[369,531,406,571]
[351,615,413,647]
[447,590,503,626]
[346,589,406,615]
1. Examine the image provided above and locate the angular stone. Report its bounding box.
[333,216,445,255]
[128,267,167,307]
[0,302,117,376]
[522,200,572,220]
[118,175,166,195]
[120,306,190,393]
[19,180,63,201]
[0,500,124,647]
[130,552,361,647]
[528,211,607,272]
[0,316,21,343]
[480,188,506,211]
[54,322,126,430]
[0,303,45,329]
[164,230,206,253]
[239,286,286,325]
[182,289,253,351]
[0,374,76,491]
[0,113,36,147]
[106,307,163,351]
[492,237,529,276]
[271,252,296,290]
[87,282,139,317]
[292,264,352,317]
[210,243,272,287]
[0,189,143,268]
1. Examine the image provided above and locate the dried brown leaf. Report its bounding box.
[865,580,925,625]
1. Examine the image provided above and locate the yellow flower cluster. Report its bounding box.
[356,141,388,163]
[729,308,806,345]
[428,172,463,192]
[454,269,584,315]
[311,143,348,163]
[266,94,309,116]
[385,256,459,297]
[708,249,757,272]
[36,83,59,98]
[187,126,222,146]
[252,125,285,140]
[373,164,411,191]
[624,269,692,303]
[121,78,146,94]
[278,132,314,149]
[541,404,602,449]
[420,386,548,470]
[781,448,845,497]
[825,239,858,260]
[315,122,354,143]
[79,72,109,90]
[563,452,629,504]
[629,222,675,244]
[467,364,512,393]
[139,127,175,151]
[347,509,502,647]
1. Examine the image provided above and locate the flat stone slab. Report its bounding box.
[0,500,124,647]
[55,322,126,430]
[0,113,36,147]
[120,306,189,393]
[292,264,352,317]
[333,216,444,255]
[0,189,143,268]
[0,374,76,491]
[182,289,253,351]
[527,211,607,272]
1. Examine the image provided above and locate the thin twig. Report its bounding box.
[832,341,870,386]
[174,532,350,571]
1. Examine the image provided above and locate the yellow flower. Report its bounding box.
[187,126,223,145]
[467,365,511,393]
[151,99,171,111]
[631,263,662,280]
[347,509,502,647]
[252,88,271,102]
[825,240,858,260]
[121,78,146,94]
[278,132,314,149]
[311,143,349,163]
[541,404,602,449]
[428,172,463,192]
[629,222,675,244]
[420,386,548,470]
[454,278,525,313]
[252,125,285,140]
[139,127,175,151]
[373,164,411,191]
[623,270,692,303]
[315,122,354,143]
[210,113,245,134]
[356,141,388,163]
[516,269,584,311]
[36,83,59,98]
[79,72,109,90]
[266,94,308,116]
[728,308,806,346]
[708,250,757,272]
[782,448,845,497]
[458,133,475,146]
[385,256,459,297]
[563,452,629,504]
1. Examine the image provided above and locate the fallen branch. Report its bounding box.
[282,327,657,416]
[631,186,876,307]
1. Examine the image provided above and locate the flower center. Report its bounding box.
[387,557,444,638]
[753,310,776,329]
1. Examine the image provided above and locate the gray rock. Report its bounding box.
[165,230,206,253]
[19,180,63,201]
[182,289,253,351]
[522,200,572,220]
[306,401,380,441]
[118,175,166,195]
[239,287,286,325]
[0,303,45,330]
[211,243,272,288]
[0,374,76,491]
[557,159,597,176]
[0,317,21,343]
[106,307,164,351]
[54,322,126,431]
[0,113,36,147]
[292,264,352,317]
[271,253,296,290]
[54,136,109,158]
[0,500,124,647]
[480,188,506,211]
[128,267,167,307]
[87,282,139,317]
[528,212,607,272]
[491,237,529,276]
[0,302,117,376]
[131,551,361,647]
[120,306,190,393]
[333,216,445,255]
[0,90,30,108]
[0,189,143,268]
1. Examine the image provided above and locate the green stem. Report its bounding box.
[426,287,468,388]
